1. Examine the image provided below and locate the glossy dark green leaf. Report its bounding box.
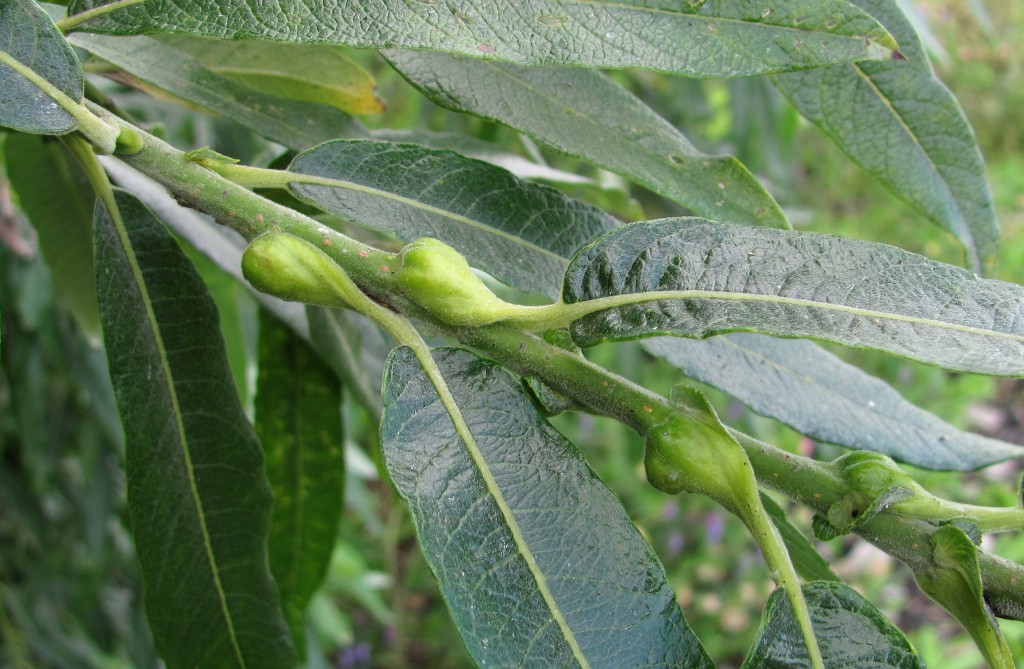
[68,0,896,77]
[643,335,1022,470]
[0,0,82,134]
[256,310,344,655]
[773,0,998,273]
[68,34,362,149]
[742,581,923,668]
[381,346,712,668]
[565,218,1024,376]
[760,494,838,583]
[385,51,786,229]
[94,190,294,669]
[5,133,99,336]
[289,140,616,298]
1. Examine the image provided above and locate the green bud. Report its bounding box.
[242,233,348,308]
[833,451,921,498]
[395,238,512,326]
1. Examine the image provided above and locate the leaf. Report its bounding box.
[306,306,386,419]
[381,346,713,668]
[94,190,294,668]
[288,139,617,299]
[164,37,385,115]
[385,50,787,229]
[772,0,998,273]
[642,334,1023,470]
[0,0,82,134]
[564,218,1024,376]
[68,33,363,150]
[67,0,897,77]
[760,494,839,583]
[5,134,99,336]
[256,310,344,655]
[742,581,924,668]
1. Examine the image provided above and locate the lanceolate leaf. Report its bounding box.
[0,0,82,134]
[382,346,712,668]
[742,581,923,668]
[565,218,1024,376]
[760,494,839,583]
[255,311,344,655]
[288,140,617,299]
[68,33,362,149]
[94,190,294,669]
[67,0,896,77]
[643,335,1023,470]
[385,51,787,229]
[772,0,998,273]
[306,307,386,419]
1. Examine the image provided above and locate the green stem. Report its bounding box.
[56,0,147,33]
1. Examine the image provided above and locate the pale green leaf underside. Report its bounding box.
[289,140,617,299]
[68,0,896,77]
[773,0,998,272]
[385,50,787,229]
[0,0,82,134]
[565,218,1024,376]
[94,191,294,669]
[381,347,712,668]
[643,335,1022,470]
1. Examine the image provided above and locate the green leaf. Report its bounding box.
[760,494,839,583]
[5,133,99,336]
[67,33,362,149]
[306,306,385,419]
[381,346,713,668]
[385,51,787,229]
[0,0,82,134]
[913,525,1014,669]
[564,218,1024,376]
[256,310,344,655]
[772,0,998,273]
[642,334,1023,470]
[94,190,294,669]
[288,139,617,299]
[742,581,923,668]
[67,0,897,76]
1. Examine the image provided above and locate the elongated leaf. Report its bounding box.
[0,0,82,134]
[385,51,786,229]
[565,218,1024,376]
[69,33,362,149]
[289,140,617,299]
[68,0,896,77]
[256,311,344,654]
[643,335,1022,470]
[742,581,923,668]
[94,190,294,669]
[760,494,839,583]
[772,0,998,273]
[5,134,99,335]
[382,346,712,668]
[306,306,386,419]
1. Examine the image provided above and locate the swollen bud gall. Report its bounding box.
[242,233,348,308]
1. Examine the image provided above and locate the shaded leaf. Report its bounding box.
[642,334,1022,470]
[773,0,998,272]
[565,218,1024,376]
[760,494,839,583]
[306,306,386,419]
[382,346,712,668]
[0,0,82,134]
[742,581,923,668]
[385,50,786,229]
[94,190,294,668]
[289,139,617,299]
[68,0,897,77]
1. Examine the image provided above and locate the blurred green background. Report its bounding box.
[2,1,1023,667]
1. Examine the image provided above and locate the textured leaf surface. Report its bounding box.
[386,50,786,229]
[69,33,361,149]
[256,312,343,653]
[643,335,1022,470]
[773,0,998,272]
[742,582,923,668]
[68,0,896,76]
[565,219,1024,376]
[381,346,712,668]
[289,140,617,298]
[0,0,82,134]
[94,191,294,669]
